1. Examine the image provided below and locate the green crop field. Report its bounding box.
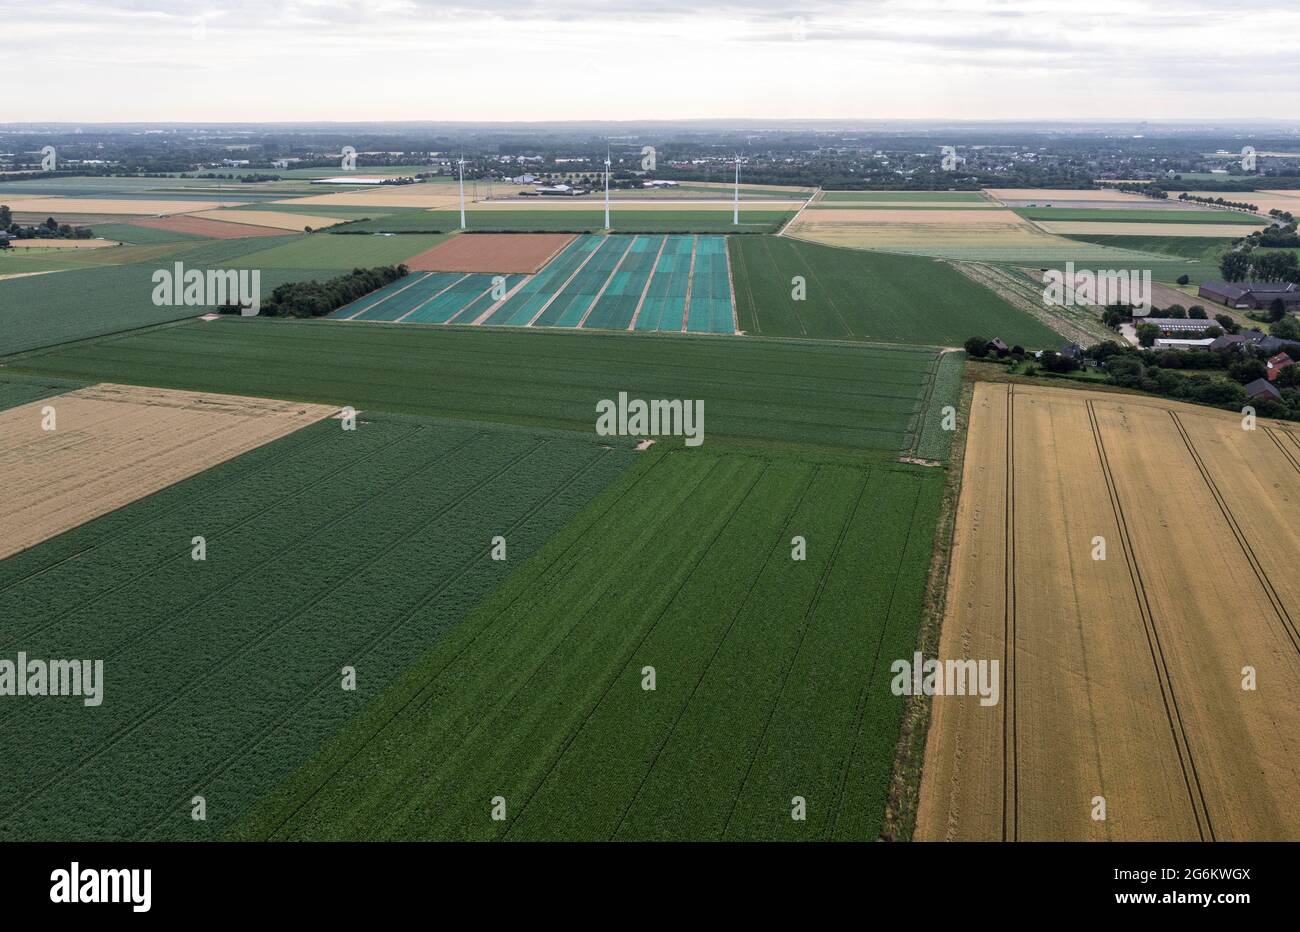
[10,319,953,458]
[228,233,448,270]
[729,235,1061,348]
[233,449,943,841]
[91,223,213,245]
[0,412,636,841]
[0,250,337,356]
[0,372,86,411]
[335,209,793,234]
[1058,234,1236,261]
[1016,207,1264,224]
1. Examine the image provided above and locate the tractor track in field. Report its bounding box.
[0,437,548,830]
[260,452,677,839]
[140,444,620,840]
[1171,412,1300,657]
[1085,399,1213,841]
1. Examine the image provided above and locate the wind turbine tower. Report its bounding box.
[733,152,740,226]
[604,149,611,231]
[458,157,466,230]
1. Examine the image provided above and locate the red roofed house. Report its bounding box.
[1266,352,1294,382]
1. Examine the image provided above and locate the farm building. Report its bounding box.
[1199,281,1300,310]
[1244,378,1282,401]
[1267,352,1295,381]
[1143,317,1218,335]
[1154,337,1216,350]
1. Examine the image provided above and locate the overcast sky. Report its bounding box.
[4,0,1299,123]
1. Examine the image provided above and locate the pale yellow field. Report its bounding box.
[277,184,528,209]
[0,384,337,561]
[984,188,1151,203]
[785,207,1046,253]
[0,197,246,215]
[1171,191,1300,214]
[2,238,120,249]
[190,209,344,230]
[1033,220,1266,237]
[918,382,1300,841]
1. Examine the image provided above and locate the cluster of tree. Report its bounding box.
[1220,245,1300,284]
[1079,341,1300,422]
[1116,182,1168,199]
[193,172,283,183]
[1269,208,1296,224]
[0,207,93,242]
[240,266,409,318]
[1178,193,1259,212]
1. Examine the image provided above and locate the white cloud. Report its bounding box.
[3,0,1298,121]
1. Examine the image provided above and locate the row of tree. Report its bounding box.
[231,266,410,318]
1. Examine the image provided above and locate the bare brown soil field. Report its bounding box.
[917,382,1300,841]
[403,232,576,273]
[190,209,344,231]
[130,215,291,239]
[0,384,336,561]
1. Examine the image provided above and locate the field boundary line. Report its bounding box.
[1264,426,1300,475]
[0,436,549,827]
[606,465,821,838]
[681,235,698,332]
[504,462,772,840]
[524,237,608,327]
[627,236,667,331]
[0,424,427,655]
[342,272,429,320]
[391,273,472,324]
[778,188,817,237]
[730,237,760,335]
[368,457,730,839]
[1086,399,1213,840]
[145,444,619,841]
[259,452,676,839]
[1170,412,1300,656]
[578,236,636,329]
[1002,385,1018,841]
[721,470,870,838]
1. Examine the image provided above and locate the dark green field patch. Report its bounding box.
[11,319,943,457]
[232,449,942,841]
[336,210,793,234]
[1016,207,1264,224]
[730,235,1061,348]
[0,413,636,841]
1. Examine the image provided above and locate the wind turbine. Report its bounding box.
[458,156,466,230]
[604,148,611,231]
[733,151,740,226]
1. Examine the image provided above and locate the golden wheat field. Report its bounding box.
[918,382,1300,841]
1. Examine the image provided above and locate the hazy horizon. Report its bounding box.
[5,0,1299,123]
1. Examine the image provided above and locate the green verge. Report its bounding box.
[11,318,944,459]
[0,372,87,411]
[730,235,1062,348]
[334,209,794,234]
[227,233,449,270]
[232,448,944,841]
[1015,207,1265,224]
[0,412,637,840]
[912,351,967,462]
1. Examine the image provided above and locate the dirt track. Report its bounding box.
[917,383,1300,840]
[0,384,336,561]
